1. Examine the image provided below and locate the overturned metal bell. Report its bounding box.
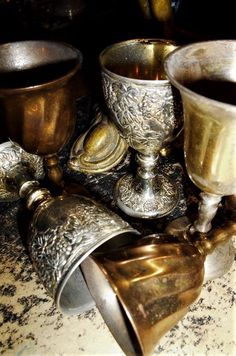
[28,193,140,315]
[0,140,140,315]
[81,234,204,355]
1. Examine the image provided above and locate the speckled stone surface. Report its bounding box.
[0,200,235,356]
[0,97,235,355]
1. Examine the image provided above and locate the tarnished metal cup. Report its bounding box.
[164,40,236,198]
[28,194,140,315]
[100,38,182,218]
[164,40,236,277]
[0,40,83,187]
[82,234,204,355]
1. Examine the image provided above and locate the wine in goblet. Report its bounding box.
[0,40,82,189]
[164,40,236,277]
[100,38,182,218]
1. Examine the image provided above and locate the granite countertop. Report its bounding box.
[0,98,235,355]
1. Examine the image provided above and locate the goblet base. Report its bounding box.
[114,173,179,219]
[165,216,235,281]
[0,141,44,201]
[204,239,235,281]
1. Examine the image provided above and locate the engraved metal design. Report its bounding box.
[28,195,138,298]
[100,39,182,218]
[115,173,179,218]
[102,72,182,154]
[0,141,44,201]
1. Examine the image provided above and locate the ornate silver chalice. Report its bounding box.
[0,141,140,314]
[164,39,236,278]
[100,38,182,218]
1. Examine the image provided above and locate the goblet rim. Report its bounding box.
[100,38,177,84]
[55,228,140,314]
[164,39,236,111]
[0,40,83,95]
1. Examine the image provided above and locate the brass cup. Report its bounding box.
[100,38,183,218]
[82,234,204,355]
[164,40,236,278]
[0,40,83,189]
[164,41,236,232]
[165,40,236,199]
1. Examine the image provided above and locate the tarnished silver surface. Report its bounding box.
[0,141,44,201]
[192,192,223,233]
[28,194,140,314]
[204,239,235,281]
[115,171,178,218]
[100,39,182,218]
[102,71,181,153]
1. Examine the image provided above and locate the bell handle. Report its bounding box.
[193,219,236,256]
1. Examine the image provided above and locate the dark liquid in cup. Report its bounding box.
[0,59,77,89]
[186,79,236,105]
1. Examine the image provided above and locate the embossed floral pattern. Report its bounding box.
[29,196,135,297]
[102,72,182,153]
[0,141,44,200]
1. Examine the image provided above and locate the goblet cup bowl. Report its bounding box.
[100,38,182,218]
[0,40,83,188]
[164,40,236,279]
[165,40,236,232]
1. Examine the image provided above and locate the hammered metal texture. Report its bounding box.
[28,195,137,298]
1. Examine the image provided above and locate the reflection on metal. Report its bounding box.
[164,40,236,277]
[0,141,44,201]
[100,38,182,218]
[0,140,140,315]
[138,0,174,38]
[69,107,128,173]
[0,40,82,189]
[82,234,204,356]
[165,215,236,281]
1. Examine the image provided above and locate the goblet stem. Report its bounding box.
[5,161,51,210]
[114,152,179,218]
[136,152,158,182]
[192,192,222,233]
[44,154,64,190]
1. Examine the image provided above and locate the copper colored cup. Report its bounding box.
[81,234,204,355]
[0,40,82,187]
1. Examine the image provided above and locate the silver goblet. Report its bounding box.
[100,39,182,218]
